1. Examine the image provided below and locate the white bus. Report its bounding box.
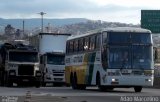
[65,27,154,92]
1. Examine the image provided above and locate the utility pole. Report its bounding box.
[23,19,24,36]
[38,12,46,33]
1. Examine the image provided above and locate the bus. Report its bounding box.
[65,27,154,92]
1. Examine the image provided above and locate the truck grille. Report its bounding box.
[52,70,64,76]
[18,65,34,75]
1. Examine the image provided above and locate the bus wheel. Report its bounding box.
[96,73,103,91]
[71,75,77,89]
[134,86,142,92]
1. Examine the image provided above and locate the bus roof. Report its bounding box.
[67,27,151,40]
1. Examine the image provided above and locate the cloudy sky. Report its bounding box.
[0,0,160,24]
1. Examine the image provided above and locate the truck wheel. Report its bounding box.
[6,77,13,87]
[0,71,5,86]
[42,82,46,87]
[35,82,41,88]
[4,73,12,87]
[7,80,13,87]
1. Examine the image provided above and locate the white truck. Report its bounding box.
[29,33,71,86]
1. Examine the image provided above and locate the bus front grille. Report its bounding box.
[18,65,34,75]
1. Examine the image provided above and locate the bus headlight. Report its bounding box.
[145,79,152,82]
[111,78,119,85]
[112,79,116,82]
[112,78,118,82]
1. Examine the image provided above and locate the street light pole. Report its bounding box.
[38,12,46,33]
[23,19,24,36]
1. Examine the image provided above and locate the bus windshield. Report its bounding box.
[109,46,131,69]
[47,54,65,65]
[107,32,153,70]
[132,46,152,69]
[9,51,39,62]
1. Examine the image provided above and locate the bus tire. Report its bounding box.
[96,72,100,85]
[96,72,103,91]
[71,74,77,89]
[134,86,142,92]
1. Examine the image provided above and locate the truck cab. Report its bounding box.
[40,52,65,86]
[0,43,41,87]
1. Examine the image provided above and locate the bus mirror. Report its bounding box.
[154,49,158,61]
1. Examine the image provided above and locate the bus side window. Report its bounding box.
[95,34,100,49]
[74,40,78,53]
[102,45,108,70]
[102,32,107,44]
[66,41,69,54]
[69,41,74,54]
[84,37,89,51]
[89,36,95,51]
[79,38,84,52]
[40,56,43,64]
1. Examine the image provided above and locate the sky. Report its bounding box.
[0,0,160,24]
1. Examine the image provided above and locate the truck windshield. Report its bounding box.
[47,54,65,65]
[9,51,39,62]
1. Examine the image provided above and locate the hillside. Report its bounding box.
[54,20,140,35]
[0,18,141,41]
[0,18,88,30]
